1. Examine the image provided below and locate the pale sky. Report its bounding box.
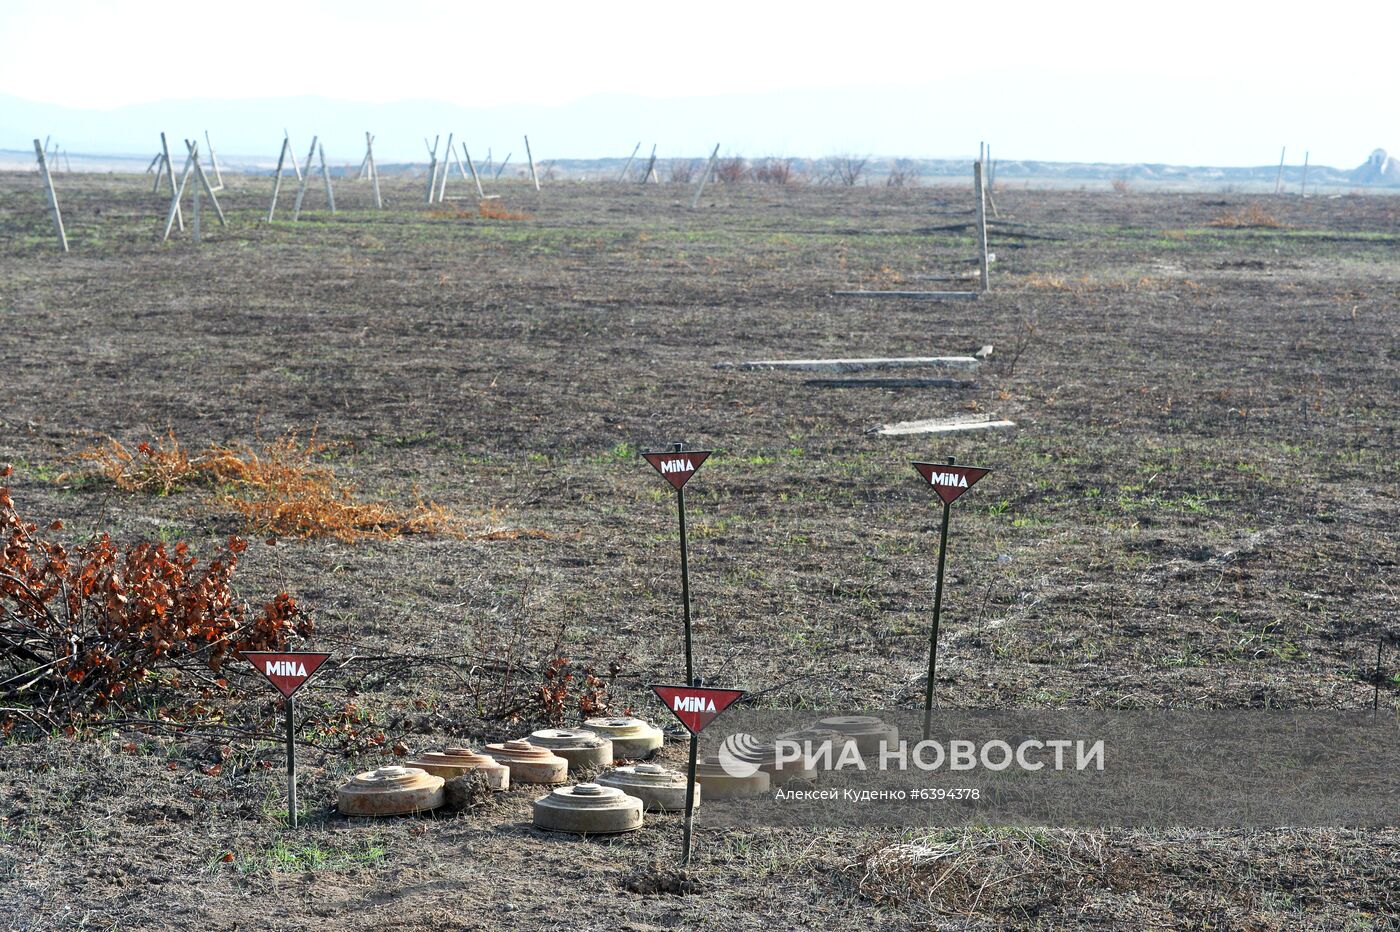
[2,0,1397,165]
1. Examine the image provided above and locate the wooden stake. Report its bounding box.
[691,143,719,208]
[268,137,290,222]
[641,144,657,184]
[318,142,336,213]
[161,132,182,230]
[618,141,641,182]
[1300,151,1309,198]
[186,140,226,226]
[525,135,539,191]
[192,154,202,245]
[145,152,162,174]
[291,136,318,221]
[152,152,167,192]
[32,139,68,253]
[356,133,374,180]
[204,130,224,191]
[161,147,196,241]
[366,133,382,209]
[286,130,303,181]
[494,152,511,180]
[438,132,456,202]
[985,145,999,218]
[1274,146,1286,195]
[974,161,990,292]
[462,143,484,198]
[425,135,440,205]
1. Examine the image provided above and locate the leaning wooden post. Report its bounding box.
[356,133,373,180]
[204,131,225,191]
[32,139,68,253]
[186,139,227,226]
[366,133,382,209]
[268,137,290,222]
[618,141,641,182]
[318,142,336,213]
[462,144,484,198]
[974,160,990,292]
[438,132,456,202]
[1273,146,1286,195]
[641,144,658,184]
[985,145,999,218]
[161,148,197,241]
[285,131,303,181]
[690,143,720,208]
[425,135,440,205]
[160,132,182,229]
[291,135,318,221]
[192,153,202,244]
[524,135,540,191]
[1300,151,1309,198]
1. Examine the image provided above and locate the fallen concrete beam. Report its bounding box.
[805,377,976,389]
[718,356,980,373]
[832,290,980,300]
[874,416,1016,436]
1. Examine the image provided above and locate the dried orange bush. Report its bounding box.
[80,433,465,544]
[1209,203,1284,229]
[0,468,312,728]
[478,200,530,221]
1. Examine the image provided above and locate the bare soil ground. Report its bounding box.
[0,174,1396,930]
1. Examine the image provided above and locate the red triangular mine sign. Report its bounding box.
[242,651,332,699]
[651,684,745,736]
[913,462,992,505]
[642,449,711,491]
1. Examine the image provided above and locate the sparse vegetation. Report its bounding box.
[1209,203,1284,229]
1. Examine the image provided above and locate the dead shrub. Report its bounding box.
[477,199,530,221]
[1208,203,1284,229]
[0,471,312,729]
[80,433,466,544]
[856,831,1139,917]
[834,155,869,187]
[1111,178,1132,195]
[886,160,919,187]
[754,158,797,185]
[668,159,697,184]
[715,157,748,184]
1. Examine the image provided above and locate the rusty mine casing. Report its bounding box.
[598,763,698,811]
[583,716,665,760]
[526,728,614,772]
[815,716,900,756]
[403,747,510,790]
[695,758,771,799]
[484,739,569,785]
[532,782,644,834]
[337,766,445,817]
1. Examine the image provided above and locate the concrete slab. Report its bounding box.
[875,416,1017,436]
[720,356,980,373]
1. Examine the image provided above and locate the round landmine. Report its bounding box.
[526,729,614,772]
[597,763,698,811]
[583,716,665,760]
[777,727,860,772]
[484,739,569,785]
[815,716,899,756]
[532,782,643,834]
[337,766,444,817]
[403,747,509,790]
[695,757,771,799]
[726,738,818,786]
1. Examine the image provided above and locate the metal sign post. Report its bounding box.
[243,651,332,828]
[651,683,745,867]
[642,443,712,684]
[911,458,991,739]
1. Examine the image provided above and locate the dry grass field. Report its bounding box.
[0,173,1396,929]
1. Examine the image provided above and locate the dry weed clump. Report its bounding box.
[478,200,531,221]
[857,831,1138,917]
[0,470,312,728]
[1208,203,1284,229]
[79,433,466,544]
